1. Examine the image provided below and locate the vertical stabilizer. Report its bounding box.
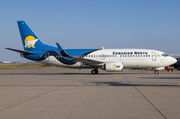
[17,21,44,51]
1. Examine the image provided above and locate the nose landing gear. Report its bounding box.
[154,70,159,74]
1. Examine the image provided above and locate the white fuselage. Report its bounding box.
[38,49,177,69]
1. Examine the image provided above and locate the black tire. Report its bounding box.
[154,70,159,74]
[95,70,98,74]
[91,70,96,74]
[91,70,98,74]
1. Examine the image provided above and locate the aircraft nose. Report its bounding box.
[173,58,177,64]
[171,57,177,64]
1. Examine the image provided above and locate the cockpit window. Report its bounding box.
[162,53,169,57]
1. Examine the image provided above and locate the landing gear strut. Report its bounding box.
[91,69,98,74]
[154,70,159,74]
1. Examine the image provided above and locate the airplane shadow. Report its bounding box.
[0,72,156,75]
[0,72,180,77]
[92,82,180,87]
[139,77,180,79]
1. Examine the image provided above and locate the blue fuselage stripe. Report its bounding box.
[24,46,99,65]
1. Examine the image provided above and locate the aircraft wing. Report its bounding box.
[56,43,104,66]
[5,48,35,54]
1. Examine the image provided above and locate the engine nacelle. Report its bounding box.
[103,61,123,72]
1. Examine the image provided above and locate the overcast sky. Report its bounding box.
[0,0,180,62]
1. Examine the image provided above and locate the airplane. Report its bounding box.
[6,21,177,74]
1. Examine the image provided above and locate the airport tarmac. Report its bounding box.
[0,69,180,119]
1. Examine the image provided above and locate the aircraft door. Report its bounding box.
[45,52,50,62]
[152,52,156,61]
[101,53,105,60]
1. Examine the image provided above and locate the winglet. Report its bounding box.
[56,43,70,57]
[56,42,62,51]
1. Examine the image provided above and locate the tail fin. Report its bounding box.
[17,21,44,51]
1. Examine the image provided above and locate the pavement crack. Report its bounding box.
[122,74,167,119]
[0,78,84,113]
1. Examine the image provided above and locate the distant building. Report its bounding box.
[19,62,28,64]
[0,61,11,64]
[0,61,40,65]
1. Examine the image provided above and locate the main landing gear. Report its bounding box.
[91,69,98,74]
[154,70,159,74]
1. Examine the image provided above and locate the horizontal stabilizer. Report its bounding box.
[5,48,35,54]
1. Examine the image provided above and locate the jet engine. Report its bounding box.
[102,61,123,72]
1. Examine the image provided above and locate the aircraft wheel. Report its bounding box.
[91,70,98,74]
[91,70,96,74]
[95,70,98,74]
[154,70,159,74]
